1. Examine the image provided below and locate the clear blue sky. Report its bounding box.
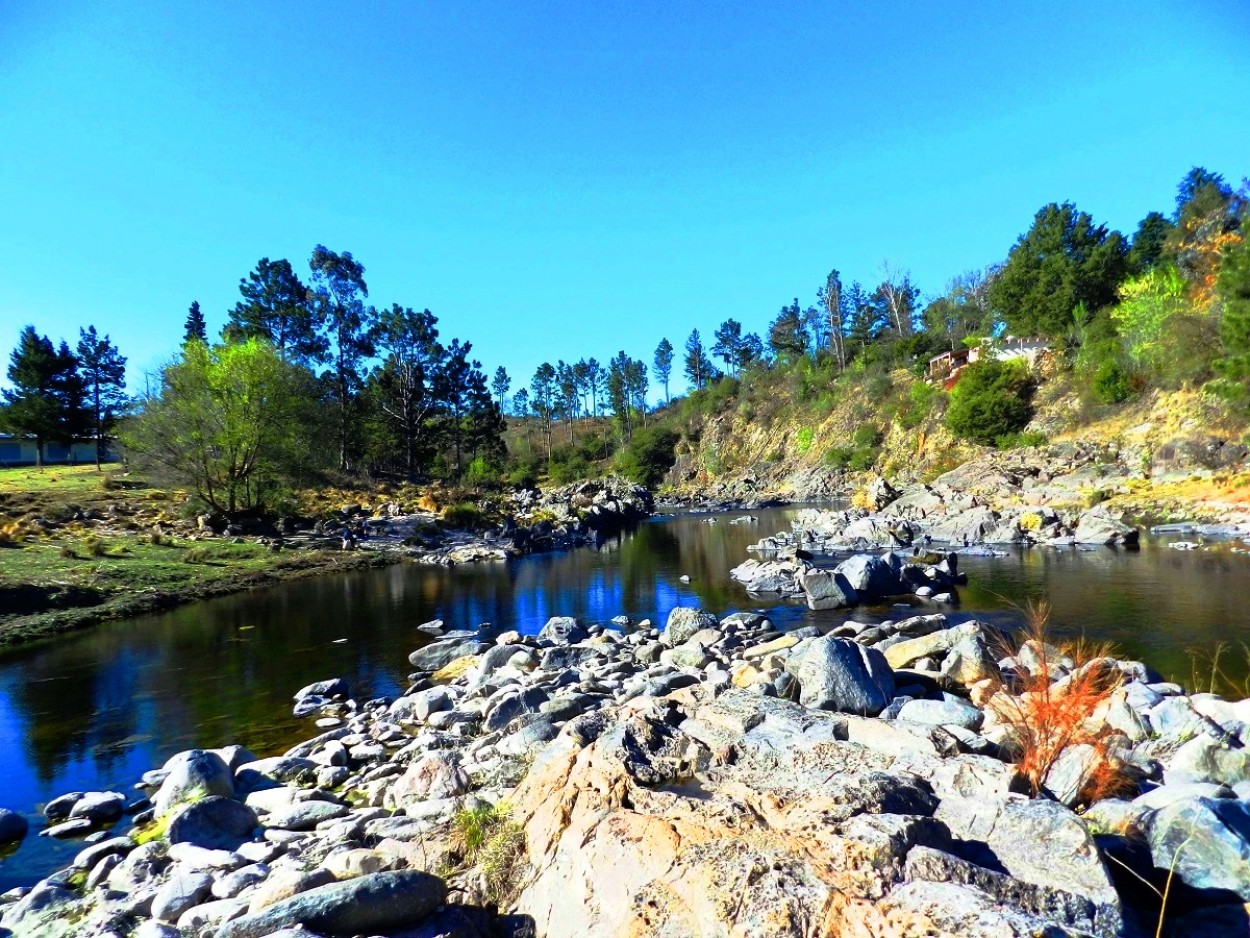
[2,1,1247,396]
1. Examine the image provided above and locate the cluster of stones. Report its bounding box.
[5,601,1250,937]
[414,476,653,566]
[731,547,964,610]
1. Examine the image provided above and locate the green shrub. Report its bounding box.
[995,430,1048,450]
[548,446,593,485]
[441,502,488,530]
[852,424,883,448]
[945,359,1034,445]
[899,380,938,429]
[794,427,814,455]
[183,547,210,564]
[1092,359,1133,404]
[614,426,680,489]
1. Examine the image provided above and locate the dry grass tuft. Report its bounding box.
[991,600,1131,805]
[447,801,527,908]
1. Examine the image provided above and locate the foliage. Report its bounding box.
[945,359,1033,445]
[825,423,882,471]
[1110,265,1192,378]
[225,257,326,365]
[548,445,594,485]
[121,339,319,515]
[992,602,1131,806]
[794,426,814,455]
[898,380,938,429]
[683,329,714,389]
[183,301,207,344]
[1215,233,1250,404]
[990,202,1129,337]
[448,802,526,908]
[768,300,809,362]
[614,426,679,488]
[994,430,1047,450]
[1092,359,1133,404]
[440,502,489,530]
[653,338,674,403]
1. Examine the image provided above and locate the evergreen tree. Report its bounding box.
[0,327,87,466]
[1216,236,1250,403]
[683,330,709,389]
[309,246,375,470]
[183,301,207,344]
[226,258,326,364]
[653,338,674,403]
[1128,211,1175,273]
[768,300,808,361]
[712,319,745,376]
[491,366,511,410]
[76,326,128,468]
[990,202,1128,336]
[530,363,557,464]
[367,305,444,478]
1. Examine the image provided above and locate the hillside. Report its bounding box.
[661,355,1250,525]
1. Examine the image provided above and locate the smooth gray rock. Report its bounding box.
[1148,796,1250,900]
[42,792,84,820]
[68,790,126,822]
[407,638,488,671]
[834,552,904,598]
[72,835,133,869]
[789,635,895,716]
[897,697,983,730]
[262,801,348,832]
[154,750,234,816]
[151,870,214,924]
[800,569,857,610]
[662,607,719,647]
[293,677,349,702]
[167,796,258,850]
[215,869,447,938]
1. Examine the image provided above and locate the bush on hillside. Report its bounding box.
[1092,359,1133,404]
[614,426,679,489]
[945,359,1034,445]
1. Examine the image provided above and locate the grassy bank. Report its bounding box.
[0,465,400,646]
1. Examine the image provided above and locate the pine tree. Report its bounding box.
[184,301,208,344]
[653,338,673,403]
[1216,236,1250,402]
[0,327,87,465]
[76,327,127,468]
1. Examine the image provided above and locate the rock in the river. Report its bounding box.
[154,749,235,816]
[1149,796,1250,900]
[408,637,489,671]
[662,607,719,647]
[789,635,895,716]
[292,677,349,703]
[0,808,28,843]
[68,790,126,822]
[799,568,857,610]
[216,869,448,938]
[167,796,258,850]
[834,552,905,598]
[537,616,589,644]
[1072,507,1139,546]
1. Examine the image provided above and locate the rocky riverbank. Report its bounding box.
[5,583,1250,936]
[0,474,651,647]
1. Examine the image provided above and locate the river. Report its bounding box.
[1,505,1248,888]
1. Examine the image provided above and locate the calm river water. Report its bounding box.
[1,506,1248,887]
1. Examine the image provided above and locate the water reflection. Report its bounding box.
[1,507,1248,888]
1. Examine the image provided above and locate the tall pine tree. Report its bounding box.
[76,327,128,468]
[184,301,207,344]
[1,327,87,465]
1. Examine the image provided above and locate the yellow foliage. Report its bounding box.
[1019,512,1042,532]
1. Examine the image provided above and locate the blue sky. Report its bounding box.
[2,1,1247,396]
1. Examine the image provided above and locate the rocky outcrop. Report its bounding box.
[7,598,1250,937]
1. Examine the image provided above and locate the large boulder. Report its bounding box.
[216,870,448,938]
[0,808,28,843]
[788,635,895,716]
[154,750,235,817]
[662,607,719,647]
[799,568,857,610]
[537,616,589,644]
[408,638,489,671]
[834,552,905,599]
[385,752,470,808]
[1072,508,1139,546]
[167,796,258,850]
[1148,796,1250,901]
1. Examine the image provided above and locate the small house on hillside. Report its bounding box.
[0,435,116,466]
[928,337,1051,390]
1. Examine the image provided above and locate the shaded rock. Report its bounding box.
[834,552,904,598]
[1149,796,1250,901]
[799,568,857,610]
[151,870,214,924]
[537,616,588,644]
[262,801,348,831]
[408,638,490,671]
[217,869,448,938]
[0,808,28,843]
[167,796,258,850]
